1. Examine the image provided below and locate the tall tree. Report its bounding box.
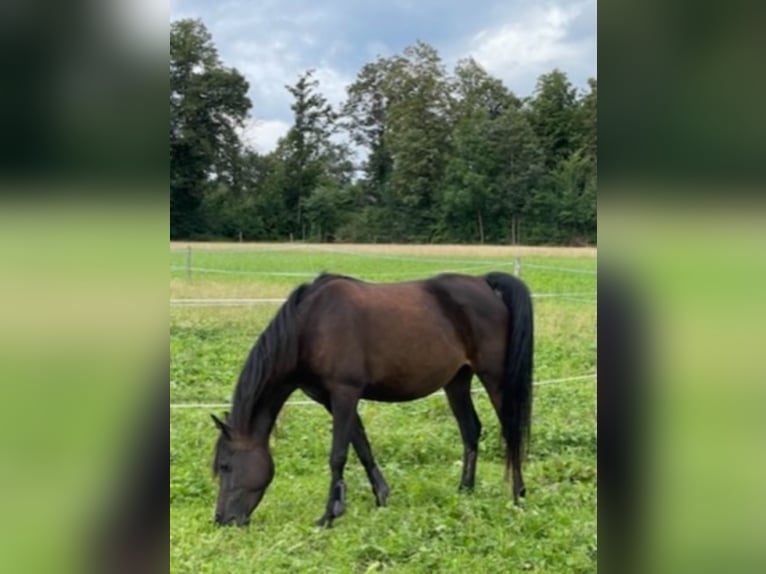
[343,57,394,208]
[579,77,597,163]
[341,43,453,241]
[384,42,452,240]
[442,59,542,243]
[496,107,545,244]
[450,58,519,122]
[525,149,596,245]
[442,60,507,242]
[527,69,579,170]
[442,105,542,243]
[170,19,251,238]
[274,70,351,239]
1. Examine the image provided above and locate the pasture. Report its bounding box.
[170,243,597,573]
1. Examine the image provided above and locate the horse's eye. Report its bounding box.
[220,463,231,473]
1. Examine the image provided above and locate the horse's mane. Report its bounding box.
[228,273,352,432]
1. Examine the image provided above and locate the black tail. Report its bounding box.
[485,272,534,470]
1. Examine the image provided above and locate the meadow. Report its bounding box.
[170,243,597,573]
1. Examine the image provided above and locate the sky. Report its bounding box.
[170,0,596,154]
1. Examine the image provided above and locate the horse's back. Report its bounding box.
[297,274,508,399]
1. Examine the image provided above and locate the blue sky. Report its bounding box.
[170,0,596,153]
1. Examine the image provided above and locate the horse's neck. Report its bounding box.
[250,379,296,444]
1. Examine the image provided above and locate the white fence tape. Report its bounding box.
[171,266,317,277]
[171,261,596,278]
[170,292,596,306]
[169,373,597,409]
[522,263,597,275]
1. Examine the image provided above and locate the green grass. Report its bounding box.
[170,246,597,573]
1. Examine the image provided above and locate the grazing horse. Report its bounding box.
[211,271,533,527]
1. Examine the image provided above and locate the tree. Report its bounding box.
[384,42,452,240]
[442,105,542,244]
[169,22,595,245]
[267,70,353,239]
[200,150,282,240]
[495,107,545,244]
[441,60,541,244]
[527,69,579,170]
[579,78,597,163]
[343,57,395,209]
[521,70,597,245]
[524,149,596,245]
[170,19,251,238]
[450,58,519,122]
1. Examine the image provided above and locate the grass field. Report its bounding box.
[170,244,597,573]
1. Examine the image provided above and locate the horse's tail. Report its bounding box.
[484,272,534,473]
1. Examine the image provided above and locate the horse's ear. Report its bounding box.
[210,414,231,439]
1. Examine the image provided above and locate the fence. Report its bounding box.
[170,244,597,408]
[169,246,597,309]
[169,373,597,409]
[171,246,596,300]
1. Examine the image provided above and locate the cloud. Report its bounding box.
[172,0,596,153]
[239,118,290,154]
[312,67,352,109]
[464,1,595,94]
[191,4,353,128]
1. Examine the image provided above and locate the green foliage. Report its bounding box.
[578,79,597,163]
[382,43,453,241]
[170,19,251,238]
[300,185,353,241]
[254,70,355,240]
[168,21,597,245]
[524,150,596,245]
[170,247,597,573]
[527,70,581,171]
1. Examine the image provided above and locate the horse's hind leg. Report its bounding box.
[477,372,526,504]
[445,367,482,491]
[350,413,390,507]
[302,385,389,507]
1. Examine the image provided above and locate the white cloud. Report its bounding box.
[465,1,595,93]
[173,0,596,154]
[240,118,290,153]
[226,41,352,124]
[312,66,352,109]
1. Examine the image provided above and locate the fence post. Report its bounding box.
[514,257,521,277]
[186,245,192,282]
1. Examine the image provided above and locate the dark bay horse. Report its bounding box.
[211,272,533,527]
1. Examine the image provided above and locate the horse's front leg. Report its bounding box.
[316,387,361,527]
[302,384,390,508]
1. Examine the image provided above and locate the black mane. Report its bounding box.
[228,273,352,432]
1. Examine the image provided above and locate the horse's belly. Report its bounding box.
[362,363,463,402]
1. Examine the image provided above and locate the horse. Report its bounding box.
[210,271,534,527]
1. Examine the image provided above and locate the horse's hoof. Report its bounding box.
[372,468,389,507]
[315,515,333,528]
[375,485,390,507]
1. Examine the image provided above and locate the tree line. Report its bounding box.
[171,19,596,245]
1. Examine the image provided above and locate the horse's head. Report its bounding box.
[210,413,274,526]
